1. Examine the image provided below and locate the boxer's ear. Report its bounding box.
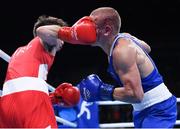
[104,25,112,36]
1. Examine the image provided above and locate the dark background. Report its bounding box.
[0,0,180,97]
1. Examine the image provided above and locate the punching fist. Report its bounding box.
[58,16,96,45]
[77,74,115,102]
[49,83,80,107]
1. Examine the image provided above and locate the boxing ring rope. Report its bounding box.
[0,49,10,62]
[1,49,180,128]
[97,100,180,128]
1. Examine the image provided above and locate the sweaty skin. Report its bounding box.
[89,11,153,103]
[112,38,154,103]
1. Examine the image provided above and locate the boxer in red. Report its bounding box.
[0,15,80,128]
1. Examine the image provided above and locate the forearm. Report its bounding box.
[113,87,142,103]
[78,74,144,103]
[36,25,60,46]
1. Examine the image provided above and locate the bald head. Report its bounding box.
[90,7,121,34]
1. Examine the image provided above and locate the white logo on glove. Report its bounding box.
[83,87,91,101]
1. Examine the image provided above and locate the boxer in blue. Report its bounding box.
[58,7,177,128]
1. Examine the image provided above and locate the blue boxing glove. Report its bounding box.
[77,74,115,102]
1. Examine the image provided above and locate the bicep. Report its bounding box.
[113,44,143,96]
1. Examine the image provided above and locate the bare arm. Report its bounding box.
[139,40,151,53]
[124,33,151,53]
[36,25,64,55]
[131,34,151,53]
[112,39,144,103]
[36,25,61,45]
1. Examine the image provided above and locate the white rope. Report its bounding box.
[0,49,11,62]
[96,100,129,105]
[47,83,55,92]
[97,98,180,105]
[0,90,2,96]
[177,98,180,102]
[55,116,77,127]
[99,122,134,128]
[99,120,180,128]
[98,100,180,127]
[176,120,180,125]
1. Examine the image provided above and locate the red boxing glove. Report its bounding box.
[49,83,80,107]
[58,16,96,45]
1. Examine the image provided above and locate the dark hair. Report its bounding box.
[33,15,68,37]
